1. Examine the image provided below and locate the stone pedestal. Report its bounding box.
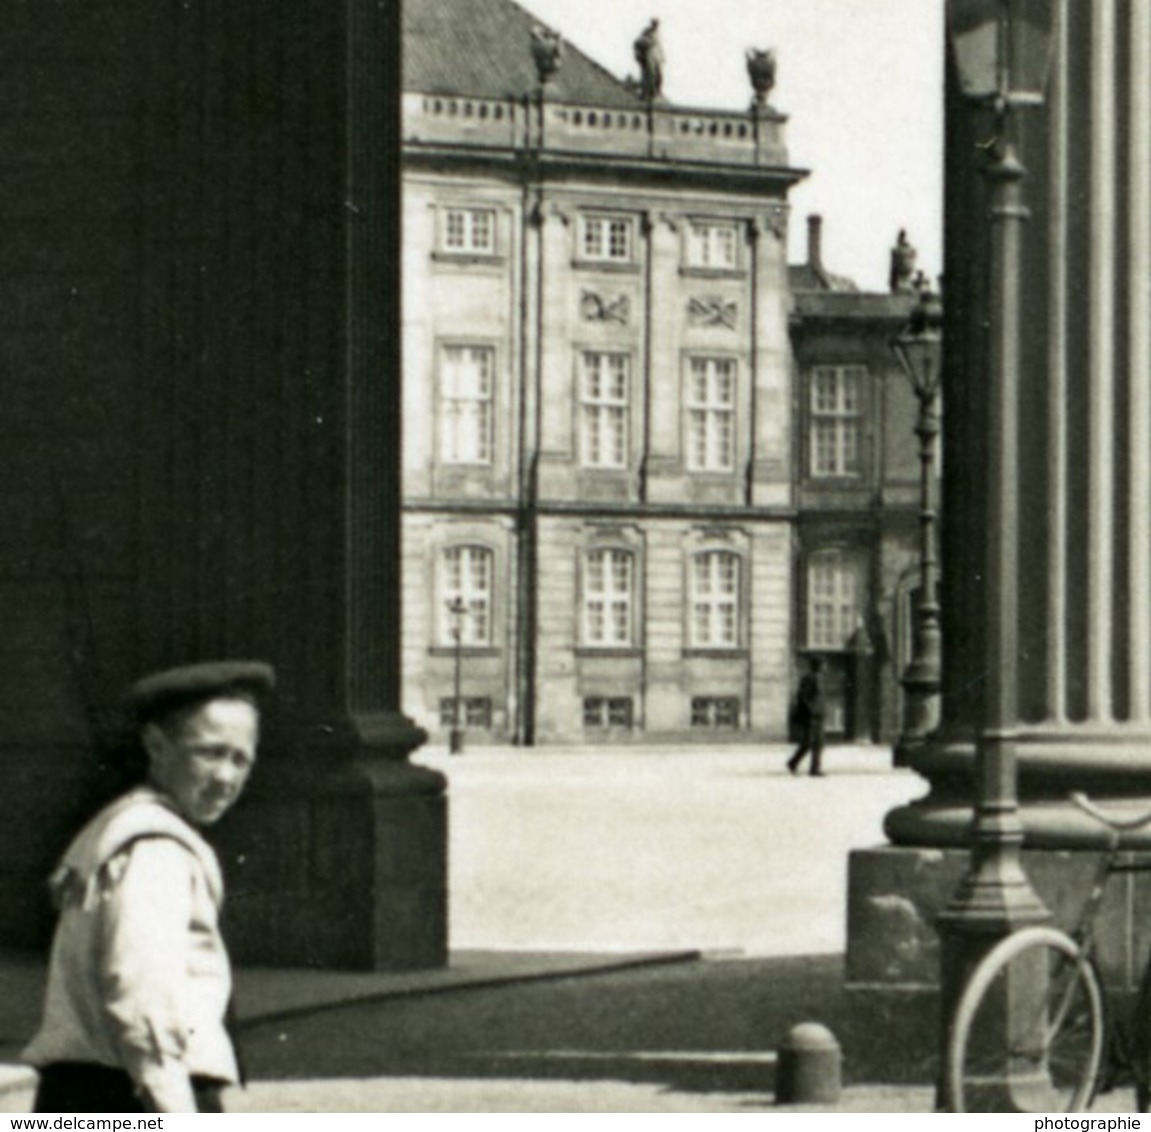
[846,844,1151,1083]
[218,749,447,971]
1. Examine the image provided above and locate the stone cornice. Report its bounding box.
[404,142,807,194]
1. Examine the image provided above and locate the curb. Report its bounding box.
[237,949,702,1030]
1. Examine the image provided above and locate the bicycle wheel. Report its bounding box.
[947,926,1105,1113]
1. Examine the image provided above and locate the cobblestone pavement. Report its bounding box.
[2,744,944,1113]
[414,743,919,957]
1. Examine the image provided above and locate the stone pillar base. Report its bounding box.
[214,745,447,971]
[846,844,1151,1083]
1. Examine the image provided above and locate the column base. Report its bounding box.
[213,712,448,970]
[887,730,1151,848]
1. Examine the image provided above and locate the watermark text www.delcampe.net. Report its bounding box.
[10,1119,163,1130]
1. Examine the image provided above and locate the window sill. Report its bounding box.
[429,646,501,658]
[682,648,748,659]
[572,259,641,274]
[680,266,747,280]
[575,647,643,659]
[432,251,505,266]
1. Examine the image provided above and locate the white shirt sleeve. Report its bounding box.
[96,837,200,1113]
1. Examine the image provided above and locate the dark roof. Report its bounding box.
[404,0,642,108]
[791,289,917,323]
[788,262,860,294]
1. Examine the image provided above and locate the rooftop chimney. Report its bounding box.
[807,214,823,271]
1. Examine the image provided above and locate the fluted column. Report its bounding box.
[887,0,1151,849]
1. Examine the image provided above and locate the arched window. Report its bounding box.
[439,545,493,646]
[583,548,634,647]
[690,551,740,648]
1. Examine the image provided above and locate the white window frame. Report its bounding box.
[686,356,736,471]
[690,551,741,648]
[810,364,865,478]
[583,548,635,647]
[685,220,739,269]
[441,207,495,254]
[806,550,862,651]
[439,545,493,647]
[583,696,635,729]
[690,696,741,728]
[440,344,494,465]
[580,213,634,263]
[580,351,629,469]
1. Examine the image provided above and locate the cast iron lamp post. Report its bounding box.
[892,285,944,750]
[448,596,466,755]
[935,0,1056,1111]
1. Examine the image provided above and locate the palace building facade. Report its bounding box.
[401,0,925,745]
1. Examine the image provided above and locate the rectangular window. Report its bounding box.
[687,357,736,471]
[810,365,865,477]
[584,549,634,647]
[807,553,860,650]
[440,545,493,646]
[582,697,635,729]
[441,345,493,464]
[686,221,738,269]
[691,697,740,728]
[581,214,633,262]
[580,351,629,468]
[442,207,495,254]
[440,697,493,727]
[691,551,740,648]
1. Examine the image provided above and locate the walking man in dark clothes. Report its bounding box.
[787,657,826,777]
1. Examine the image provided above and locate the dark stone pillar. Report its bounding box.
[886,0,1151,850]
[849,1,1151,1071]
[0,0,446,969]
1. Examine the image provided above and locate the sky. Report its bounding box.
[520,0,944,292]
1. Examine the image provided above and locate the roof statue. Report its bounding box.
[746,48,777,110]
[530,24,563,87]
[889,229,918,294]
[633,18,664,102]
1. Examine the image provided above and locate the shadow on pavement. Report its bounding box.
[238,954,899,1099]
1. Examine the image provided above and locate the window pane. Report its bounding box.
[691,553,740,647]
[584,549,632,646]
[607,698,633,727]
[441,546,493,646]
[810,366,864,478]
[686,358,735,472]
[807,554,860,650]
[581,353,629,468]
[442,346,493,465]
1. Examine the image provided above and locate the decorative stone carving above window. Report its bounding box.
[763,204,788,241]
[581,290,631,325]
[687,295,738,329]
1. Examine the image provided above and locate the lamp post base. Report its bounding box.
[449,728,465,755]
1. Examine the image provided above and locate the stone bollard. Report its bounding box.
[775,1022,842,1105]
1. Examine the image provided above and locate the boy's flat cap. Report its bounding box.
[125,660,276,724]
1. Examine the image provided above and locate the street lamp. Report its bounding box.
[936,0,1056,1111]
[892,285,944,751]
[448,596,466,755]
